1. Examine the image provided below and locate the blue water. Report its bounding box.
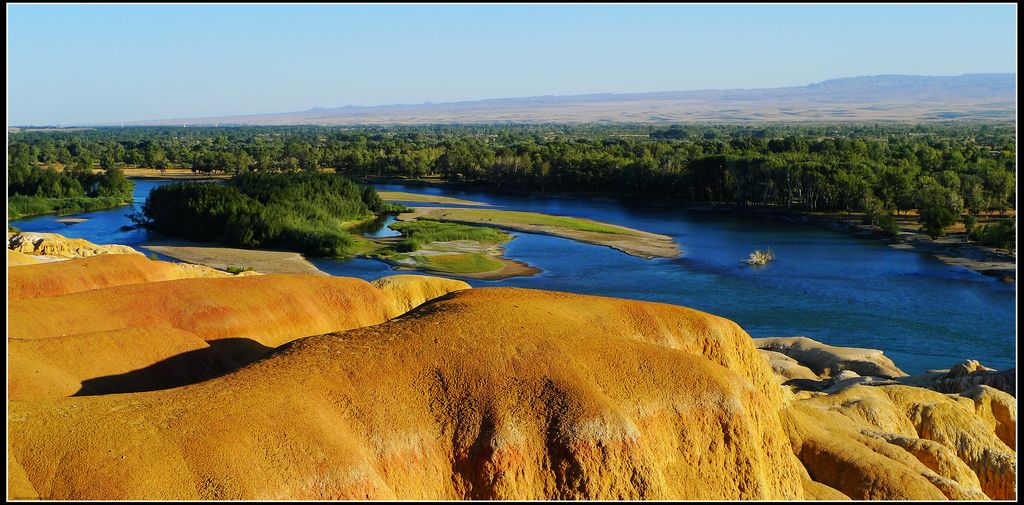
[11,180,1016,374]
[350,214,402,238]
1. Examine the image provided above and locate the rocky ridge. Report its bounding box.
[6,234,1016,500]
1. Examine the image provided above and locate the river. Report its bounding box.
[10,179,1016,374]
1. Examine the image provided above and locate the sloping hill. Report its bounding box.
[125,74,1015,125]
[9,274,393,344]
[7,251,473,400]
[8,287,807,500]
[8,253,232,300]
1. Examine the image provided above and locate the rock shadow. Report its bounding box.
[74,338,274,396]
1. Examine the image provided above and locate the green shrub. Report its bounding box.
[394,237,424,252]
[8,195,55,219]
[917,184,964,239]
[876,212,899,237]
[962,214,977,236]
[972,220,1016,252]
[389,220,512,249]
[8,194,128,220]
[862,197,899,238]
[281,227,355,257]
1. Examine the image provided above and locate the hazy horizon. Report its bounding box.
[7,4,1018,125]
[12,72,1019,127]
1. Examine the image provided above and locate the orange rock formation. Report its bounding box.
[9,287,806,500]
[5,243,1016,500]
[8,253,232,300]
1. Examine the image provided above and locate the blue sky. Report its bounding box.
[6,3,1017,125]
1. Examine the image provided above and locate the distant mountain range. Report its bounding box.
[129,73,1015,126]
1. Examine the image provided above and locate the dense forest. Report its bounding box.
[8,123,1016,245]
[7,154,134,219]
[138,172,403,256]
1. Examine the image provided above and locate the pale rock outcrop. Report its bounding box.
[885,386,1016,500]
[8,231,141,258]
[959,385,1016,450]
[755,337,1017,500]
[821,375,902,395]
[900,360,1015,396]
[7,249,45,266]
[783,401,986,500]
[784,383,1016,500]
[757,349,818,383]
[753,336,907,378]
[371,274,471,318]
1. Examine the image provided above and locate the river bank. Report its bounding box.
[113,172,1013,281]
[360,176,1015,282]
[697,205,1016,282]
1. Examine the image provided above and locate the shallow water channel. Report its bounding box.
[11,179,1016,374]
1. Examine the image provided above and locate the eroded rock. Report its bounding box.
[753,336,907,379]
[784,383,1016,500]
[9,287,806,500]
[8,231,141,259]
[8,253,234,300]
[371,274,471,318]
[901,360,1016,396]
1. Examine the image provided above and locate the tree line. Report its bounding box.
[8,123,1016,240]
[7,150,134,219]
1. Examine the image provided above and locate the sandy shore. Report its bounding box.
[714,207,1016,282]
[378,191,490,206]
[382,256,540,281]
[142,240,326,275]
[122,167,230,180]
[891,240,1015,282]
[396,207,681,259]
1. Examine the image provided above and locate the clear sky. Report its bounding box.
[6,3,1017,125]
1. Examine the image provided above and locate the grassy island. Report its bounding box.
[139,172,404,257]
[366,220,537,278]
[396,207,680,259]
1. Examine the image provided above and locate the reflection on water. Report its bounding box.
[10,180,1016,374]
[351,214,401,238]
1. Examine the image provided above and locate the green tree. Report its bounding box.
[916,180,964,239]
[962,214,977,240]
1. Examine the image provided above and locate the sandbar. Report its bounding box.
[378,191,490,206]
[396,207,680,259]
[142,240,326,275]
